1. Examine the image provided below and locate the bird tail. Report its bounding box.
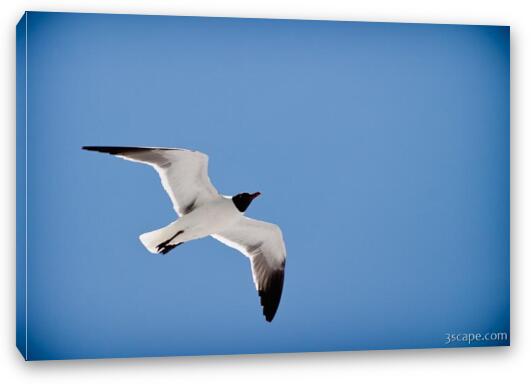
[139,220,180,254]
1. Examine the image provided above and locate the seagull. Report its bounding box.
[82,146,286,322]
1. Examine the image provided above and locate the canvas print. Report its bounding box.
[16,12,510,361]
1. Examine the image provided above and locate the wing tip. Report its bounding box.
[81,146,150,155]
[259,268,285,323]
[81,146,205,156]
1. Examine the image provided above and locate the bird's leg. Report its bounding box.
[156,230,184,254]
[157,242,183,255]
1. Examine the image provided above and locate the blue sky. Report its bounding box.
[20,12,509,360]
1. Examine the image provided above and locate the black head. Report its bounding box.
[232,192,261,212]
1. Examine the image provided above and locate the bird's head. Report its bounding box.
[232,192,261,212]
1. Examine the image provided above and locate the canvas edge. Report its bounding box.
[16,11,28,361]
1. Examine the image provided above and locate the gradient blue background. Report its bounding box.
[18,12,509,360]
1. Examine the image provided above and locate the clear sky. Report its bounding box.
[20,12,509,360]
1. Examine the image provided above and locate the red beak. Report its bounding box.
[250,192,261,200]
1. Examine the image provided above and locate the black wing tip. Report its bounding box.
[81,146,151,155]
[259,269,285,323]
[82,146,194,155]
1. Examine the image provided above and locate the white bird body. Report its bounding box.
[83,146,286,322]
[139,195,243,252]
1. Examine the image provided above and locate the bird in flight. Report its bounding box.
[83,146,286,322]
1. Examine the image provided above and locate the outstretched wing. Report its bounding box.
[83,146,219,216]
[212,217,286,322]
